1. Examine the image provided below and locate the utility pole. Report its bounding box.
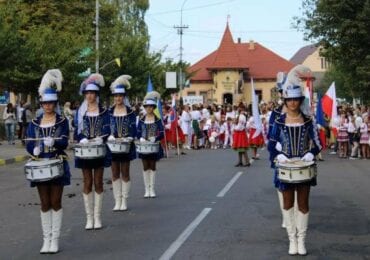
[174,0,189,95]
[95,0,100,73]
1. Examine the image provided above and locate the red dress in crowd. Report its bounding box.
[247,116,264,147]
[232,113,249,151]
[164,112,185,145]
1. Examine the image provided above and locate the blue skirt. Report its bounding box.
[111,143,136,162]
[75,151,111,169]
[138,145,164,161]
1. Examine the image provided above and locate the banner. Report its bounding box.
[182,96,203,105]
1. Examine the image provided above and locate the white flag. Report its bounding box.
[251,78,263,139]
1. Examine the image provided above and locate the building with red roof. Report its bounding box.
[185,23,295,105]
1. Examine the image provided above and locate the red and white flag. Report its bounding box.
[321,82,338,134]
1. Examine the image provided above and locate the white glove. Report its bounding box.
[43,136,55,147]
[108,135,115,142]
[275,142,282,152]
[33,146,40,156]
[301,152,314,162]
[126,137,133,142]
[94,137,103,145]
[149,136,156,143]
[276,154,289,163]
[140,137,147,143]
[80,138,89,144]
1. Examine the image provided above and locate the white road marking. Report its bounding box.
[159,208,212,260]
[217,171,243,198]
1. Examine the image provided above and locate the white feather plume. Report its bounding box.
[86,73,105,87]
[276,72,286,85]
[110,74,132,92]
[144,91,161,101]
[39,69,63,96]
[285,65,311,88]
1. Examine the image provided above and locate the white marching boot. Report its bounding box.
[49,209,63,253]
[143,170,150,198]
[94,192,103,229]
[112,179,122,211]
[282,208,298,255]
[297,211,309,255]
[120,180,131,211]
[277,190,286,228]
[149,170,156,198]
[40,210,52,254]
[83,192,94,230]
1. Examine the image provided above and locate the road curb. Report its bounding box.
[0,155,29,166]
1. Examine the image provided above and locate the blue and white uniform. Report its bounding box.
[26,115,70,187]
[268,113,322,191]
[109,106,137,161]
[137,116,164,161]
[74,106,111,169]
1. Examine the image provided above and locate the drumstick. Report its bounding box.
[23,137,64,141]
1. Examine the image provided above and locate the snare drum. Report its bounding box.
[107,139,131,154]
[74,143,106,159]
[135,141,160,154]
[25,158,64,182]
[277,161,317,183]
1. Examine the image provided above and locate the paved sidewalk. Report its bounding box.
[0,140,29,166]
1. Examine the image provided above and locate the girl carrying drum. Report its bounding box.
[137,91,164,198]
[26,69,70,254]
[74,73,110,230]
[107,75,137,211]
[268,65,322,256]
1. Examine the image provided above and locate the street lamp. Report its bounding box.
[176,0,188,94]
[95,0,100,73]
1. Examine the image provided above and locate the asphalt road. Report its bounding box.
[0,149,369,260]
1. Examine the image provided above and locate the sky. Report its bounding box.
[146,0,311,65]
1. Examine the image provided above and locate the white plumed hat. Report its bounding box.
[143,91,160,106]
[282,65,311,99]
[38,69,63,102]
[79,73,105,94]
[110,75,131,94]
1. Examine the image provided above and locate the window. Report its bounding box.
[321,57,329,69]
[187,91,196,96]
[199,91,207,101]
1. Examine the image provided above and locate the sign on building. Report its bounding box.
[165,72,177,89]
[183,96,204,105]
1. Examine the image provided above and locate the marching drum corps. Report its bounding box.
[22,66,327,256]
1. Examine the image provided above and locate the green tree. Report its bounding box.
[295,0,370,102]
[0,1,94,99]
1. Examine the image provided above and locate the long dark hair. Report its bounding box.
[6,103,14,113]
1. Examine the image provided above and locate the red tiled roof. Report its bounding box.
[207,23,244,69]
[189,24,294,82]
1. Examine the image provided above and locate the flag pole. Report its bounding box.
[161,118,169,158]
[175,111,180,159]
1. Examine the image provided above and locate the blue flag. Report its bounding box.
[156,99,164,120]
[147,75,153,92]
[316,94,326,128]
